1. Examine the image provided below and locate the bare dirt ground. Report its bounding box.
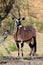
[0,32,43,65]
[0,56,43,65]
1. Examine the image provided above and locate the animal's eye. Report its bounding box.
[22,17,25,20]
[12,17,14,20]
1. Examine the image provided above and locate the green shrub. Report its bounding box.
[35,21,43,32]
[4,37,17,52]
[8,44,17,52]
[0,28,2,34]
[7,41,17,52]
[22,18,34,26]
[22,18,43,32]
[2,17,15,34]
[5,47,11,54]
[29,18,34,26]
[0,50,3,58]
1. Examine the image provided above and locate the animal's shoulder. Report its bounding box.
[20,26,33,32]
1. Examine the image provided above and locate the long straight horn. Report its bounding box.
[17,7,21,18]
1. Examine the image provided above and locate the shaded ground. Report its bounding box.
[0,56,43,65]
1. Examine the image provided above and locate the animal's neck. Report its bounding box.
[13,26,17,34]
[19,24,23,28]
[14,25,22,33]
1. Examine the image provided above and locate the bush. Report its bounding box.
[35,21,43,32]
[22,18,43,32]
[22,18,34,26]
[8,42,17,52]
[0,28,2,35]
[2,17,15,34]
[0,50,3,58]
[1,17,43,34]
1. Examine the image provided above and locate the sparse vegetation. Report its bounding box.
[35,21,43,32]
[0,36,17,58]
[2,17,15,34]
[0,50,3,58]
[22,18,43,32]
[0,18,43,35]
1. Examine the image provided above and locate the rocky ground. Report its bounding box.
[0,56,43,65]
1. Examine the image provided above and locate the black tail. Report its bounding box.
[34,37,37,52]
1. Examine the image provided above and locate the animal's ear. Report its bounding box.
[22,17,25,20]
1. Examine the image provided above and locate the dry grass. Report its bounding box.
[36,32,43,55]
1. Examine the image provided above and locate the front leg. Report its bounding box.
[16,41,20,58]
[21,42,24,57]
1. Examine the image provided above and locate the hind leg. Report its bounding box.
[21,42,24,57]
[30,37,37,56]
[16,41,20,58]
[29,38,35,56]
[33,37,37,56]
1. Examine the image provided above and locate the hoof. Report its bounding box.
[29,53,31,56]
[18,56,20,59]
[21,57,24,60]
